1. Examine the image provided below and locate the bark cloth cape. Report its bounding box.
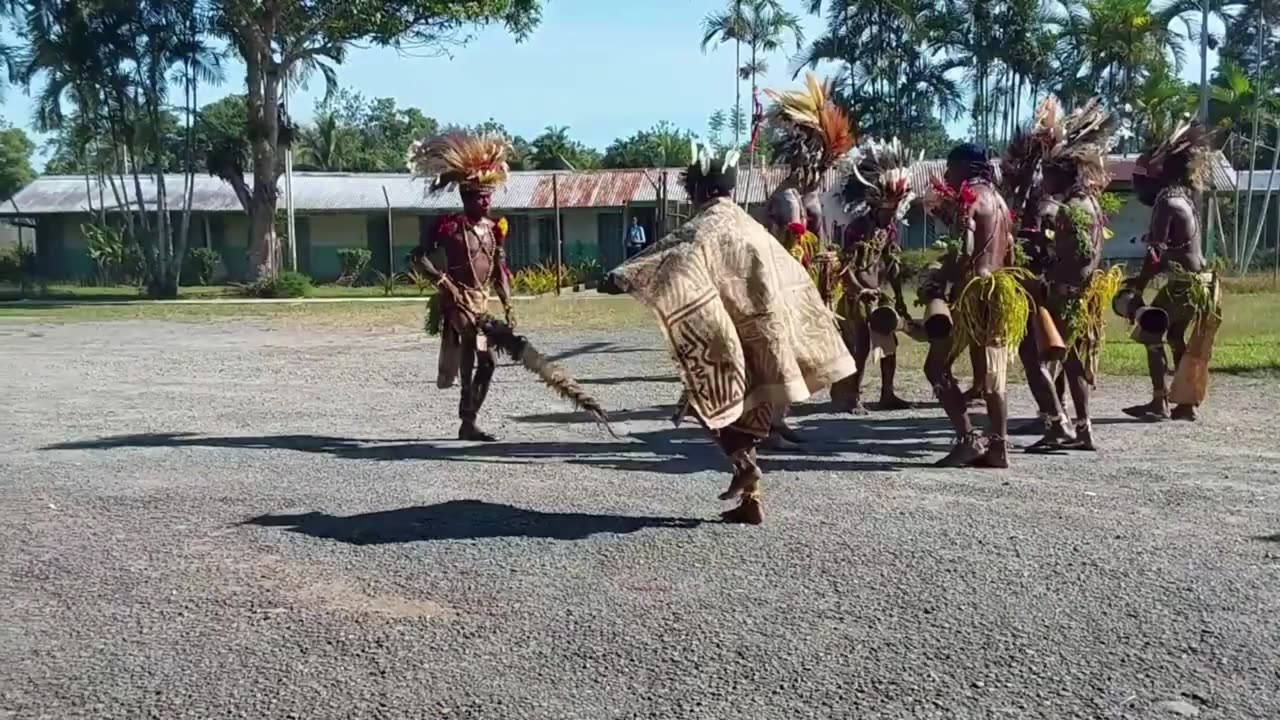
[607,147,856,435]
[406,131,611,431]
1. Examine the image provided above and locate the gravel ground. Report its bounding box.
[1,319,1278,720]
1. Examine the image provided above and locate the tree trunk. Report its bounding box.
[244,39,282,278]
[1242,117,1280,270]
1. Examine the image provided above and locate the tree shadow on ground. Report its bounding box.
[43,411,951,474]
[244,499,706,544]
[543,341,659,363]
[578,373,680,386]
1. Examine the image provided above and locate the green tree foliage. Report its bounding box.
[295,89,439,172]
[602,122,697,169]
[0,124,36,199]
[14,0,221,298]
[527,125,601,170]
[207,0,545,276]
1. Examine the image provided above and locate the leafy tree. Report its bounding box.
[298,89,439,171]
[208,0,545,277]
[701,0,803,156]
[440,118,533,170]
[16,0,221,298]
[0,124,35,199]
[795,0,963,150]
[602,122,697,169]
[527,125,601,170]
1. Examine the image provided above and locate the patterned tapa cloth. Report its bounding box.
[611,197,857,435]
[436,287,490,389]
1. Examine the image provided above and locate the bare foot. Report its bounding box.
[935,432,986,467]
[720,495,764,525]
[1026,420,1076,453]
[1061,423,1097,451]
[977,437,1009,468]
[1122,401,1169,421]
[458,423,498,442]
[876,395,911,411]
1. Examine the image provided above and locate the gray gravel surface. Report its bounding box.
[1,320,1278,719]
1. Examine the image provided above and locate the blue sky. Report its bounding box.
[1,0,1220,169]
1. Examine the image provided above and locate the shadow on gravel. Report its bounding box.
[578,373,681,386]
[544,341,658,363]
[244,499,705,544]
[1254,533,1280,543]
[43,416,943,473]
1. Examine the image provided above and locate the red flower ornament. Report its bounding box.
[435,214,461,239]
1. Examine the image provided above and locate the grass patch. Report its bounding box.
[0,282,439,301]
[0,294,653,331]
[2,289,1277,375]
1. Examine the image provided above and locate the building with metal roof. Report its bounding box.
[0,152,1238,283]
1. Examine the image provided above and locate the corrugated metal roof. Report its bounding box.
[1236,170,1280,192]
[1,152,1236,217]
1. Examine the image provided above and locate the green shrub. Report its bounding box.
[186,247,222,285]
[512,264,559,295]
[83,222,145,286]
[373,270,404,297]
[336,248,372,285]
[0,246,26,283]
[898,248,944,284]
[405,269,434,296]
[573,258,603,285]
[237,270,314,298]
[0,245,45,294]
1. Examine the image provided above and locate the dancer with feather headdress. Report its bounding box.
[599,143,855,525]
[1017,98,1123,451]
[406,132,610,441]
[762,72,856,266]
[824,138,920,414]
[920,143,1028,468]
[1002,97,1070,437]
[1120,121,1221,423]
[759,73,855,447]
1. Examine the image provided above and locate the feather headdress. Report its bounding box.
[406,132,510,194]
[1000,96,1064,203]
[764,73,856,185]
[841,137,922,222]
[681,141,739,201]
[1043,97,1119,196]
[1135,121,1215,191]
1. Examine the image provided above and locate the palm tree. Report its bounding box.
[17,0,220,297]
[797,0,960,148]
[1060,0,1185,112]
[701,0,804,148]
[295,112,359,171]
